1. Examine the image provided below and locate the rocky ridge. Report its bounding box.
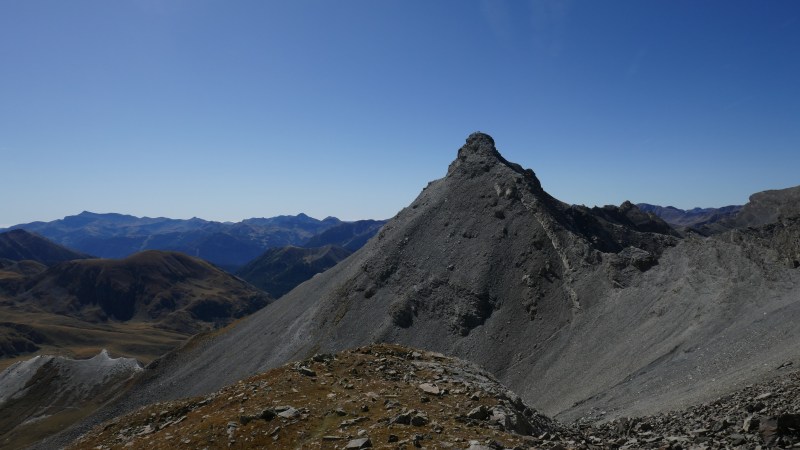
[68,344,800,449]
[34,133,800,449]
[68,344,562,450]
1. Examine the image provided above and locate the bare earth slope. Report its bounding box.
[38,133,800,448]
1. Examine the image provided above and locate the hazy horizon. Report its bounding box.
[3,1,799,226]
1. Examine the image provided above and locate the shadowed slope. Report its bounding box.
[0,229,91,265]
[14,251,271,333]
[237,245,352,298]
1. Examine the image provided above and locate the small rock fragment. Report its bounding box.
[418,383,440,395]
[345,437,372,449]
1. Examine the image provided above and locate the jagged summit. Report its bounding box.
[57,134,685,426]
[447,132,545,193]
[462,131,497,156]
[38,134,800,450]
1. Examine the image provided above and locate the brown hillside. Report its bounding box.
[15,250,271,333]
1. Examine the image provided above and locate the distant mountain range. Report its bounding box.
[2,212,386,270]
[0,215,387,365]
[639,185,800,234]
[636,203,743,230]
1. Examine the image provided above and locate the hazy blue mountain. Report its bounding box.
[636,203,743,229]
[2,212,344,270]
[302,219,386,251]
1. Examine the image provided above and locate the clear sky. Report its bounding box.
[2,1,799,226]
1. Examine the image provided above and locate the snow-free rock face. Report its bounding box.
[37,134,800,448]
[68,134,680,412]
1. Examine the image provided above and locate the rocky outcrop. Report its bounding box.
[67,344,800,449]
[68,344,563,450]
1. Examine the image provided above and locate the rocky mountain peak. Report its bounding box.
[451,132,504,168]
[447,132,545,197]
[464,131,496,151]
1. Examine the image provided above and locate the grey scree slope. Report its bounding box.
[44,133,800,447]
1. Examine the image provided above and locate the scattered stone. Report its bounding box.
[419,383,440,395]
[340,417,368,427]
[729,434,747,445]
[391,411,412,425]
[277,406,299,419]
[467,405,489,420]
[743,415,761,433]
[755,392,773,401]
[411,412,429,426]
[298,367,317,377]
[345,437,372,449]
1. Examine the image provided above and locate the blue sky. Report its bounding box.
[2,1,799,226]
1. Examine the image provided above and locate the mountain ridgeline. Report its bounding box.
[638,185,800,235]
[2,213,375,270]
[25,133,800,449]
[635,203,743,229]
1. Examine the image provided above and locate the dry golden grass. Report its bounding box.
[0,308,189,371]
